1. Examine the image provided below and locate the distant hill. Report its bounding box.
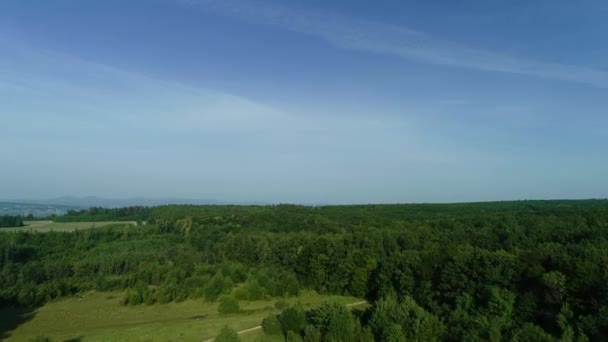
[0,201,79,217]
[3,196,227,209]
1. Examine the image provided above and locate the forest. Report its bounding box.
[1,200,608,341]
[0,215,24,228]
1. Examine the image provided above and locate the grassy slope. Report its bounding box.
[0,221,136,233]
[3,291,365,341]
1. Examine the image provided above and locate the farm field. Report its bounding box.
[0,220,136,233]
[1,290,366,342]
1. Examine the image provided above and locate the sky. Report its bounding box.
[1,0,607,204]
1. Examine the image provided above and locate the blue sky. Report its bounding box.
[1,0,607,203]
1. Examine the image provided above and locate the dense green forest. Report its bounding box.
[0,216,24,228]
[2,200,608,340]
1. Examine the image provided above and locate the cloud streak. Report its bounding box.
[180,0,608,88]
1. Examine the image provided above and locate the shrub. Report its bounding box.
[246,280,265,300]
[156,284,179,304]
[303,325,321,342]
[232,286,250,301]
[286,331,303,342]
[127,289,142,305]
[279,304,306,335]
[143,288,157,305]
[218,295,240,314]
[204,272,233,302]
[216,326,240,342]
[221,262,247,283]
[281,273,300,297]
[262,313,283,336]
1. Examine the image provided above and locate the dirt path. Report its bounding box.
[346,300,367,307]
[202,300,368,342]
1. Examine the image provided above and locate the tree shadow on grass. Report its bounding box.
[0,306,38,340]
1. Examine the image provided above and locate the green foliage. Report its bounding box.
[543,271,567,303]
[54,206,149,222]
[254,336,283,342]
[262,313,283,336]
[384,324,405,342]
[325,305,356,341]
[0,215,24,228]
[3,201,608,340]
[306,302,356,341]
[302,325,321,342]
[286,331,303,342]
[512,323,554,342]
[356,325,375,342]
[232,286,250,301]
[127,289,143,306]
[204,272,233,302]
[279,304,306,335]
[216,326,240,342]
[370,295,444,341]
[349,267,370,298]
[218,295,240,314]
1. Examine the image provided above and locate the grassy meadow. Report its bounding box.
[1,290,366,341]
[0,220,136,233]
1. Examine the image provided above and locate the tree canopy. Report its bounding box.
[2,200,608,340]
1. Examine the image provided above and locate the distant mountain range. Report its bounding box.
[1,196,228,210]
[0,201,79,217]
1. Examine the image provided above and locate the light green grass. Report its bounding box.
[2,290,365,341]
[0,220,136,233]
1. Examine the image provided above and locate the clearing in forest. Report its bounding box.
[1,290,367,341]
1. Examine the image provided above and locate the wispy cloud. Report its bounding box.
[4,39,491,202]
[180,0,608,88]
[0,38,469,164]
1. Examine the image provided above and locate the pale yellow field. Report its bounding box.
[2,290,366,342]
[0,220,136,233]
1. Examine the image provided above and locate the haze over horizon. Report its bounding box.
[2,0,607,203]
[3,195,608,207]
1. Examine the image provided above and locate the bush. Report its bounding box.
[218,295,240,314]
[246,279,265,300]
[303,325,321,342]
[216,326,240,342]
[262,313,283,336]
[281,273,300,297]
[143,288,157,305]
[156,284,179,304]
[384,324,405,342]
[286,331,303,342]
[512,323,553,342]
[204,272,233,302]
[279,304,306,335]
[221,262,247,283]
[232,286,250,301]
[127,289,142,305]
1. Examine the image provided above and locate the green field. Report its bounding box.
[0,220,136,233]
[1,290,366,341]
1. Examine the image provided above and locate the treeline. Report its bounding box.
[54,199,608,224]
[3,201,608,340]
[53,206,149,222]
[260,298,442,342]
[0,215,24,228]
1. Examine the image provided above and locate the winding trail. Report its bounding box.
[202,300,368,342]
